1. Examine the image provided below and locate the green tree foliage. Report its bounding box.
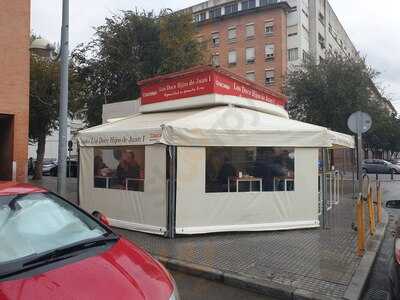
[74,10,205,126]
[286,54,399,155]
[29,55,59,179]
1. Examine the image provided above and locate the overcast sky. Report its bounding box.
[31,0,400,110]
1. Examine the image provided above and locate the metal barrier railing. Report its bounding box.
[355,180,383,257]
[318,170,344,215]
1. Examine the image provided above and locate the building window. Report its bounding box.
[205,147,295,193]
[212,54,220,67]
[225,2,238,15]
[228,50,237,65]
[264,21,274,35]
[212,32,220,47]
[209,7,222,19]
[265,44,274,60]
[260,0,278,6]
[246,23,255,39]
[265,69,274,85]
[246,71,256,82]
[287,25,298,37]
[318,33,325,49]
[288,48,299,61]
[318,12,325,25]
[228,27,237,42]
[194,12,206,22]
[241,0,256,10]
[94,147,145,192]
[245,47,255,64]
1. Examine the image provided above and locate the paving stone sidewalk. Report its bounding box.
[115,194,363,300]
[28,176,78,204]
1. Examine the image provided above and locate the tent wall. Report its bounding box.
[79,145,167,235]
[175,147,319,234]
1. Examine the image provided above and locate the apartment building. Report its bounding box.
[183,0,359,92]
[0,0,30,181]
[287,0,357,67]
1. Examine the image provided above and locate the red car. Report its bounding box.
[0,182,179,300]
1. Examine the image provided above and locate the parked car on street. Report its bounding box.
[390,159,400,166]
[42,159,57,176]
[49,159,78,177]
[362,159,400,174]
[0,182,179,300]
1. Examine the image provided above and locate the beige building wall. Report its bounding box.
[0,0,30,182]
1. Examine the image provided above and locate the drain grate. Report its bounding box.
[366,289,390,300]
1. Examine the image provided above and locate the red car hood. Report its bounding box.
[0,238,173,300]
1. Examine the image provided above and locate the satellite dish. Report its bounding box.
[347,111,372,135]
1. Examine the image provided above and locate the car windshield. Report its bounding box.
[0,192,107,264]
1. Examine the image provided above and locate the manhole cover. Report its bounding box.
[366,289,390,300]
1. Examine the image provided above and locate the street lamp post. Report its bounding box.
[57,0,70,196]
[30,0,69,195]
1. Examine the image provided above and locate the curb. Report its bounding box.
[155,255,339,300]
[343,211,389,300]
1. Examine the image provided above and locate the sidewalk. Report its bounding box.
[115,193,375,300]
[28,176,78,204]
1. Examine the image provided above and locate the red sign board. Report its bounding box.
[139,67,287,107]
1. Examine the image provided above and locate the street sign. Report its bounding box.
[347,111,372,196]
[347,111,372,134]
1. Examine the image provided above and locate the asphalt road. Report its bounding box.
[170,270,275,300]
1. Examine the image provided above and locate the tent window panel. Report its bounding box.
[94,146,145,192]
[205,147,295,193]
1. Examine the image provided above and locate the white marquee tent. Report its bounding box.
[78,105,354,236]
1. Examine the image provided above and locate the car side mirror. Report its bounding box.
[92,211,110,226]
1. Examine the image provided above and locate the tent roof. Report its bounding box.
[78,106,354,148]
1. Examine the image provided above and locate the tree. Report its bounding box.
[286,54,376,133]
[74,10,205,126]
[286,53,399,155]
[30,40,84,180]
[29,55,59,179]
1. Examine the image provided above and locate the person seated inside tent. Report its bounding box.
[93,155,112,188]
[116,150,141,191]
[254,148,287,191]
[217,155,236,192]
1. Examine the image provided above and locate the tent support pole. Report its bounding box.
[167,146,177,239]
[77,144,80,206]
[321,148,328,230]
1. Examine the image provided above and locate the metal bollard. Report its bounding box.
[356,194,365,257]
[376,182,382,224]
[367,185,376,236]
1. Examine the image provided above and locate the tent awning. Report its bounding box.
[78,106,355,148]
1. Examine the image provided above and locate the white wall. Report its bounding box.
[102,99,140,124]
[175,146,319,234]
[28,119,84,160]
